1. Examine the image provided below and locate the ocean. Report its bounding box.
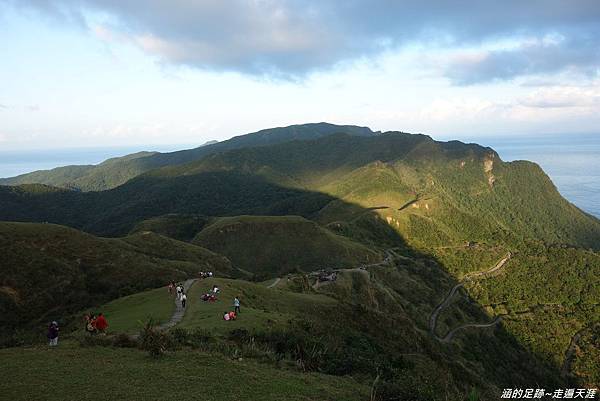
[0,145,194,179]
[0,134,599,218]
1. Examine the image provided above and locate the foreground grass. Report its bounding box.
[0,341,369,401]
[96,286,176,334]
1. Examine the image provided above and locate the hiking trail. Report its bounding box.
[429,253,511,342]
[158,278,196,331]
[267,278,281,289]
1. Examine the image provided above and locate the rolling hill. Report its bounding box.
[192,215,382,277]
[0,221,235,338]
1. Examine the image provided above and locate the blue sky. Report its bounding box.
[1,0,599,150]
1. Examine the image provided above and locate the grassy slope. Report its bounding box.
[0,341,369,401]
[96,287,175,334]
[0,222,233,333]
[192,215,382,277]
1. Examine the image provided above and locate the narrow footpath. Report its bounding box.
[158,278,197,331]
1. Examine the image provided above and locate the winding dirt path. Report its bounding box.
[561,329,584,377]
[441,317,503,343]
[429,253,511,342]
[429,283,465,337]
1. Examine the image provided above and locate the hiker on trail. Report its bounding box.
[181,292,187,308]
[176,284,183,300]
[47,321,59,346]
[233,296,240,314]
[168,282,174,295]
[208,271,213,277]
[95,313,108,334]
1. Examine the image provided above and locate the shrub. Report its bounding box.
[138,319,173,358]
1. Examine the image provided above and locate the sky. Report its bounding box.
[1,0,599,150]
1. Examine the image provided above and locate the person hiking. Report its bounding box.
[95,313,108,334]
[176,284,183,300]
[168,282,174,295]
[233,296,240,314]
[181,292,187,308]
[47,321,59,346]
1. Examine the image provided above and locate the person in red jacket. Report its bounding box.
[95,313,109,334]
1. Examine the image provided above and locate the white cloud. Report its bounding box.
[11,0,600,80]
[519,84,600,108]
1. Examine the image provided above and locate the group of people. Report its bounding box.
[84,312,109,335]
[47,312,109,346]
[167,281,188,308]
[198,271,213,279]
[168,277,242,322]
[200,285,220,302]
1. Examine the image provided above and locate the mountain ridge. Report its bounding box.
[0,122,377,191]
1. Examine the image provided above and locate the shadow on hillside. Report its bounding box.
[1,169,573,394]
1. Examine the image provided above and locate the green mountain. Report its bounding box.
[2,132,598,247]
[1,125,599,397]
[0,123,376,191]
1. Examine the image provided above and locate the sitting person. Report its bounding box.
[223,311,230,321]
[208,294,217,302]
[95,313,108,334]
[228,311,236,320]
[201,293,210,301]
[86,314,97,334]
[212,285,220,294]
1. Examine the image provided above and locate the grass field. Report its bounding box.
[93,286,176,334]
[179,278,337,334]
[0,341,369,401]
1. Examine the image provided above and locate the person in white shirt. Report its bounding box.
[176,285,182,300]
[181,293,187,308]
